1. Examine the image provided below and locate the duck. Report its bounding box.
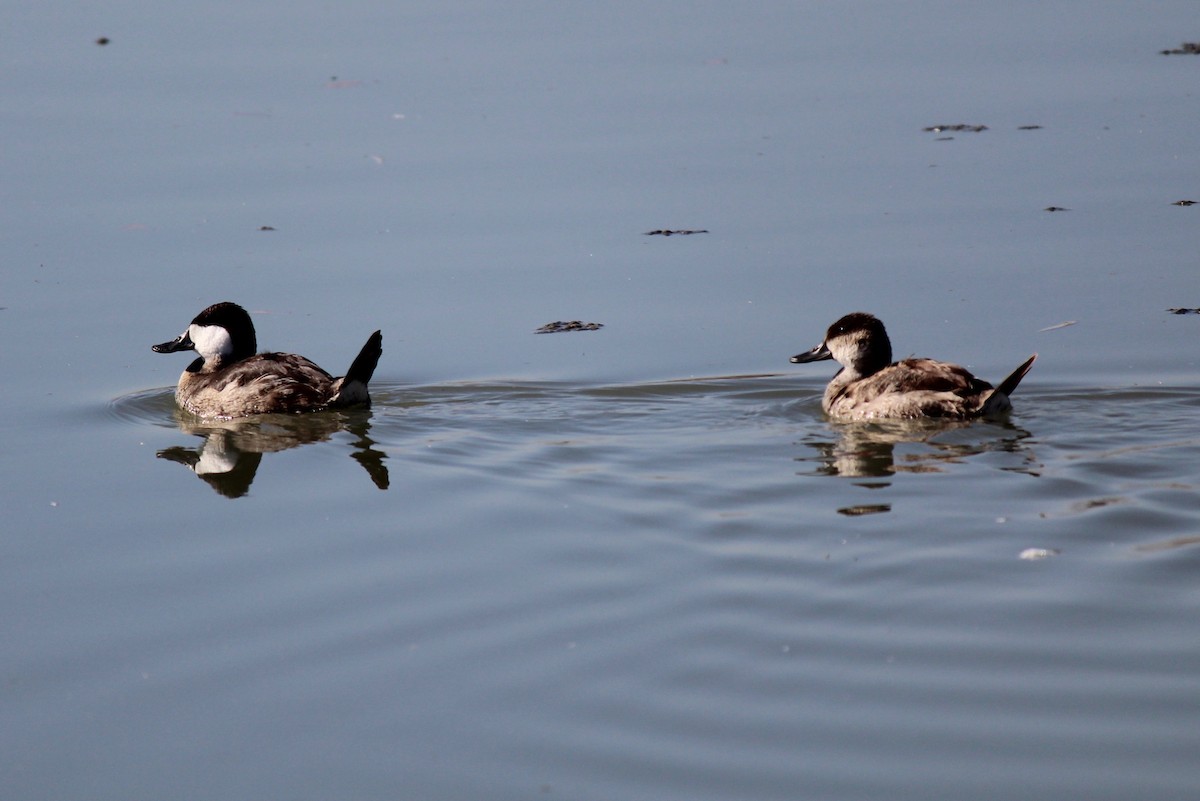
[790,312,1036,420]
[152,301,382,419]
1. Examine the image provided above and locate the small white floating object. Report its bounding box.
[1039,321,1077,332]
[1019,547,1061,560]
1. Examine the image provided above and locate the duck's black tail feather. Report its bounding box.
[995,353,1037,397]
[329,331,383,408]
[345,330,383,386]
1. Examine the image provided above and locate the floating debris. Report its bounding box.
[1044,206,1069,212]
[1172,200,1196,206]
[1039,320,1077,332]
[1160,42,1200,55]
[258,225,276,231]
[837,504,890,517]
[95,36,110,46]
[1134,535,1200,553]
[1167,308,1200,315]
[644,229,708,236]
[1019,547,1061,561]
[535,321,604,334]
[1017,125,1043,130]
[923,124,988,133]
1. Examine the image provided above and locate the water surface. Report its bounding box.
[4,2,1199,799]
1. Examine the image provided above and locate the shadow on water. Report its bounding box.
[110,389,388,497]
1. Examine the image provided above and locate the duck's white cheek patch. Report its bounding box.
[195,447,237,475]
[189,324,233,360]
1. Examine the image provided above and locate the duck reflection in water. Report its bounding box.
[799,417,1036,482]
[157,406,389,498]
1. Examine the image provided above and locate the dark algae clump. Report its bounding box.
[535,321,604,334]
[1160,42,1200,55]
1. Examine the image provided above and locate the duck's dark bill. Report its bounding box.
[152,334,194,354]
[791,343,832,364]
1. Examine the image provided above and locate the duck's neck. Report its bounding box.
[823,367,855,411]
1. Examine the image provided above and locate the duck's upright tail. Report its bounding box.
[981,353,1037,416]
[330,330,383,407]
[995,353,1037,397]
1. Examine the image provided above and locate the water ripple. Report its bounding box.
[82,379,1200,799]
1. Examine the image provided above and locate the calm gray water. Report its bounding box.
[4,2,1199,800]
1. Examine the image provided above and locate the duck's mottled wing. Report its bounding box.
[240,354,335,412]
[836,359,994,419]
[890,359,992,396]
[186,353,335,416]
